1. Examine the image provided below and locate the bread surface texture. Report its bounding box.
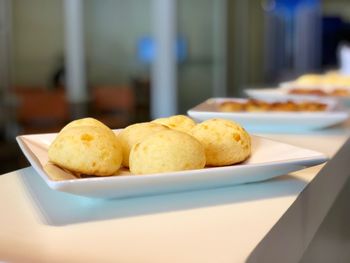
[129,129,206,174]
[117,122,169,167]
[152,115,196,133]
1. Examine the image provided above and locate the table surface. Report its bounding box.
[1,122,350,263]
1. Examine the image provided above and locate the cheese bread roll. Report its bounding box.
[191,118,251,166]
[48,125,122,176]
[117,122,169,167]
[129,129,205,174]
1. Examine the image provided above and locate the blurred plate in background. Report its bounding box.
[188,98,349,132]
[246,87,350,106]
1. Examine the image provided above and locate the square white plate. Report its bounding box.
[17,132,327,199]
[188,98,349,131]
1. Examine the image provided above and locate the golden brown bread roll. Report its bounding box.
[117,122,169,167]
[191,118,251,166]
[129,129,206,174]
[48,125,122,176]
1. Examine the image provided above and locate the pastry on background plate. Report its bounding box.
[117,122,169,167]
[48,125,123,176]
[129,129,206,175]
[191,118,251,166]
[295,74,322,85]
[152,115,196,133]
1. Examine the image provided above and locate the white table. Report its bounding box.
[0,124,349,263]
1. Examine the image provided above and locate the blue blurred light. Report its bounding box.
[272,0,320,13]
[137,36,187,64]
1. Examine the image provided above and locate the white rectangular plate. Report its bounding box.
[17,132,327,199]
[246,88,350,106]
[188,98,349,131]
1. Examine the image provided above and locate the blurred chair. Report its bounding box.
[91,85,135,128]
[131,78,151,122]
[0,93,19,140]
[14,87,69,134]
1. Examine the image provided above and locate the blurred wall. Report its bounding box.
[12,0,64,87]
[177,0,215,112]
[323,0,350,21]
[84,0,151,86]
[227,0,264,96]
[10,0,219,113]
[12,0,151,88]
[10,0,350,90]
